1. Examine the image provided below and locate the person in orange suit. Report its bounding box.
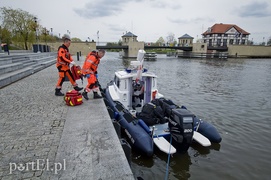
[55,34,83,96]
[81,49,105,100]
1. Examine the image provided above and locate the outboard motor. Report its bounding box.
[168,108,194,151]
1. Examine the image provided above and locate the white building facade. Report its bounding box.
[202,23,250,47]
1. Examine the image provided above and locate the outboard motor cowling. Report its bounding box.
[168,108,194,151]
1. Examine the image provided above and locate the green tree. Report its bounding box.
[71,37,82,42]
[0,26,12,45]
[156,37,165,46]
[267,36,271,46]
[0,7,37,50]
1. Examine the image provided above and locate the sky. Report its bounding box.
[1,0,271,44]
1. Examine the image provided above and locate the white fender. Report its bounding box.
[193,131,211,147]
[153,136,176,154]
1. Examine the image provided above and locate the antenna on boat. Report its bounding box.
[135,50,146,82]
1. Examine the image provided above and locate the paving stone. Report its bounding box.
[0,55,134,180]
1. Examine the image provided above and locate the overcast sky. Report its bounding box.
[1,0,271,44]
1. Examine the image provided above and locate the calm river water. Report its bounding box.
[98,52,271,180]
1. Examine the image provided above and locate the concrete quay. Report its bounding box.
[0,55,134,180]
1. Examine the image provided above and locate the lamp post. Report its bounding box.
[43,28,49,45]
[67,30,71,36]
[0,26,2,53]
[34,17,40,53]
[97,30,99,45]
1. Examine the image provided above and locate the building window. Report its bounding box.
[223,39,227,46]
[241,40,245,44]
[229,39,234,44]
[209,39,212,46]
[217,39,221,46]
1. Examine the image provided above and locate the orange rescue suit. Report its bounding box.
[82,51,100,92]
[55,44,77,88]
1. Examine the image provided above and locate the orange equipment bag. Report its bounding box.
[64,90,83,106]
[71,65,83,83]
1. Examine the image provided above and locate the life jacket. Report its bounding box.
[82,51,100,75]
[71,65,83,84]
[64,90,83,106]
[56,45,72,69]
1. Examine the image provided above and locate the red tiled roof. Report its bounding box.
[202,23,250,35]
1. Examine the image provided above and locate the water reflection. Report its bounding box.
[132,150,192,180]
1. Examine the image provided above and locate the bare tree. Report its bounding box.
[166,32,176,46]
[0,7,37,50]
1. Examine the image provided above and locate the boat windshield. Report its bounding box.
[114,75,120,88]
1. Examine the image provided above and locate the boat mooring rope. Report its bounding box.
[164,135,173,180]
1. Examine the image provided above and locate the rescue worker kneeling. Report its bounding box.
[81,49,105,100]
[55,34,83,96]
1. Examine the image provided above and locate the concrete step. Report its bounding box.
[40,59,56,66]
[0,62,24,75]
[0,53,56,65]
[12,56,30,63]
[0,67,34,88]
[0,54,34,66]
[33,59,55,73]
[34,56,56,63]
[0,57,12,66]
[0,52,58,88]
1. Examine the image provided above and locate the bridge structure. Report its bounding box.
[96,44,192,51]
[96,41,194,58]
[46,41,228,58]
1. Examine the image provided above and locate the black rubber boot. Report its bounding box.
[55,88,64,96]
[93,92,102,99]
[74,86,83,91]
[82,91,89,100]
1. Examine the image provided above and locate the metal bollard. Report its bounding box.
[79,51,81,56]
[77,52,79,61]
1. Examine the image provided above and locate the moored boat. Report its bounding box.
[144,52,157,61]
[102,50,221,156]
